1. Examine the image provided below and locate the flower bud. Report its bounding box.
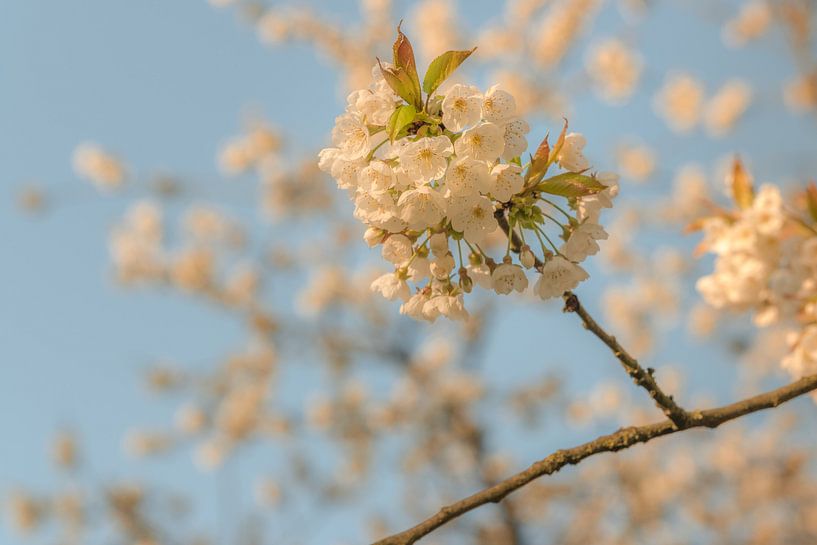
[458,268,473,293]
[520,245,535,268]
[363,227,385,247]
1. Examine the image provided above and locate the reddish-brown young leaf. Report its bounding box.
[729,156,754,209]
[525,133,550,183]
[547,118,569,165]
[378,58,420,109]
[392,22,421,108]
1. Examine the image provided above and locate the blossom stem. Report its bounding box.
[533,224,561,255]
[494,212,543,268]
[540,197,573,221]
[542,212,568,231]
[405,231,432,268]
[532,228,549,258]
[473,242,491,261]
[464,238,489,263]
[366,138,389,161]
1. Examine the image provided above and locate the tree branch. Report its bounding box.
[494,208,688,426]
[561,292,690,427]
[372,373,817,545]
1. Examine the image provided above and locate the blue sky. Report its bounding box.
[3,1,817,544]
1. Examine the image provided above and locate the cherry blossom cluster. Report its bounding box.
[695,159,817,385]
[319,27,617,321]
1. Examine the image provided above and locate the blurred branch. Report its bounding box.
[372,373,817,545]
[459,414,525,545]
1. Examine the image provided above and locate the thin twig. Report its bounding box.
[562,292,690,427]
[495,208,688,425]
[372,373,817,545]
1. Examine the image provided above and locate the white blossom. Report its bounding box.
[444,157,491,196]
[454,122,505,162]
[397,186,446,230]
[492,263,528,294]
[400,291,431,320]
[370,272,410,301]
[490,163,523,202]
[501,118,530,161]
[481,84,516,123]
[382,234,414,265]
[354,190,406,232]
[578,171,619,223]
[399,136,454,183]
[347,89,396,126]
[534,256,590,299]
[441,83,483,132]
[331,113,371,160]
[561,222,608,262]
[447,195,498,242]
[557,133,590,173]
[423,293,469,321]
[358,160,396,194]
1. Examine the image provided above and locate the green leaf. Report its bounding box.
[537,172,607,198]
[729,156,754,210]
[386,104,416,141]
[422,47,477,96]
[378,59,421,109]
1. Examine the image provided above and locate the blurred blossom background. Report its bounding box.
[3,1,817,544]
